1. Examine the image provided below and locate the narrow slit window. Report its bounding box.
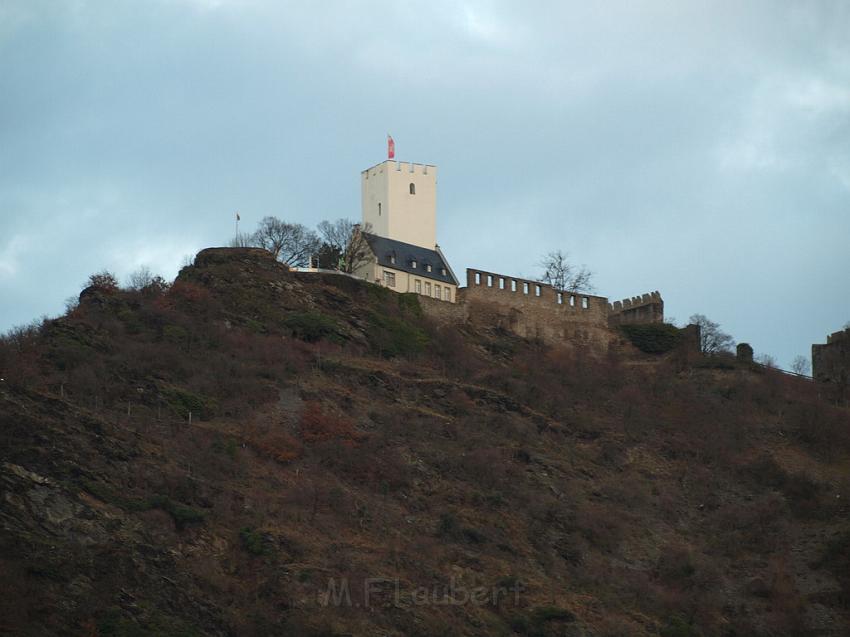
[523,282,529,294]
[475,272,481,285]
[535,284,542,297]
[557,292,563,304]
[409,183,416,195]
[487,274,493,287]
[511,280,517,292]
[582,297,589,309]
[569,295,576,307]
[499,277,505,289]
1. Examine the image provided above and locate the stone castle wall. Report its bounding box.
[457,269,613,347]
[812,328,850,386]
[608,292,664,327]
[419,268,665,350]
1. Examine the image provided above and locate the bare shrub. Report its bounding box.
[86,270,119,292]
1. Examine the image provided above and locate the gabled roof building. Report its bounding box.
[353,159,458,303]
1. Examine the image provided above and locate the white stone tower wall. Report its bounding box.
[361,160,437,249]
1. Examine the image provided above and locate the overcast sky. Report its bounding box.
[1,1,848,368]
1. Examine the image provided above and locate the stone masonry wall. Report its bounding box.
[812,328,850,386]
[459,269,613,347]
[608,292,664,327]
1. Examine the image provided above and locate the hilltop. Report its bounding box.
[1,247,849,636]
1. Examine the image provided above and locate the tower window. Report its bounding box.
[409,183,416,195]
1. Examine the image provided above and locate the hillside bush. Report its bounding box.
[366,311,428,358]
[620,323,682,353]
[299,401,362,444]
[283,311,344,344]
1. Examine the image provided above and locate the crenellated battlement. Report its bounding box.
[608,291,664,326]
[826,328,850,345]
[457,268,612,346]
[362,160,436,178]
[418,268,667,348]
[464,268,608,312]
[813,327,850,386]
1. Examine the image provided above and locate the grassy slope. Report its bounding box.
[1,247,849,637]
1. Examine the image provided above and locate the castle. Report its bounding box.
[353,160,459,302]
[352,155,663,346]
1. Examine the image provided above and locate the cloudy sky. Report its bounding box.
[1,1,848,368]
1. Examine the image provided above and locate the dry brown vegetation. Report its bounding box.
[0,247,849,636]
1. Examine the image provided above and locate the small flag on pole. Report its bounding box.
[387,134,395,160]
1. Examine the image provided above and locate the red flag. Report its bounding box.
[387,134,395,159]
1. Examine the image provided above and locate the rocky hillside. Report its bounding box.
[1,247,849,636]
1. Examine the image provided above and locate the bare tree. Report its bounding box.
[127,266,154,291]
[688,314,734,355]
[790,355,810,376]
[316,219,373,272]
[538,250,594,292]
[756,353,777,369]
[86,270,119,291]
[252,216,321,267]
[229,232,255,248]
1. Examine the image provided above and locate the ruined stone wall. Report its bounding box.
[812,328,850,385]
[460,269,612,347]
[418,293,469,324]
[608,292,664,327]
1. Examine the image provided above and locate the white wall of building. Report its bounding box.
[361,160,437,249]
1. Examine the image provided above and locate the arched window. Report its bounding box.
[409,183,416,195]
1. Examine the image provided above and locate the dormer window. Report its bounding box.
[411,260,417,269]
[389,254,396,265]
[440,268,447,276]
[409,183,416,195]
[426,264,432,273]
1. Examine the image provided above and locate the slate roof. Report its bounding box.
[362,233,457,285]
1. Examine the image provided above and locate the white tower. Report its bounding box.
[361,160,437,249]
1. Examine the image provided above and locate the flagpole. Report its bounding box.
[235,212,239,241]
